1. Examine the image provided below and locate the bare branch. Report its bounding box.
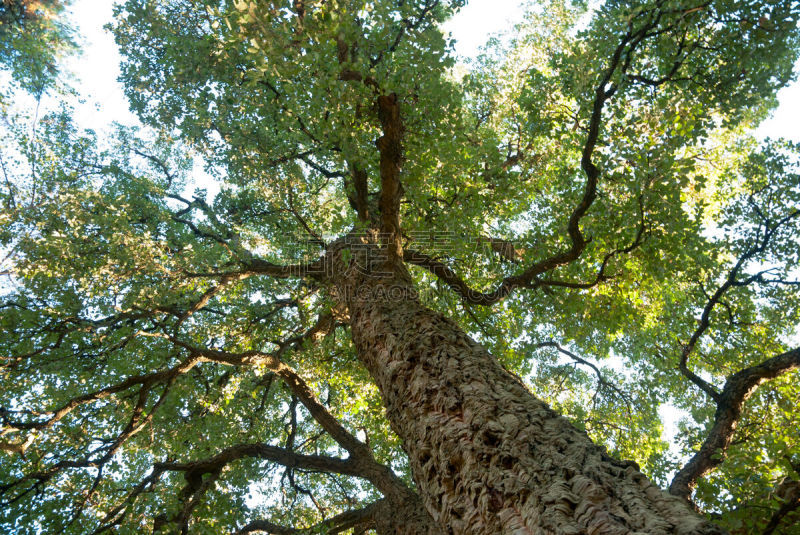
[533,341,630,400]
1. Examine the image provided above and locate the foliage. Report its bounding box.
[0,0,75,95]
[1,0,800,533]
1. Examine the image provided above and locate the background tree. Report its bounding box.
[1,0,799,534]
[0,0,75,96]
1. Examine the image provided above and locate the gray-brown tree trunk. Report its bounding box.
[335,254,725,535]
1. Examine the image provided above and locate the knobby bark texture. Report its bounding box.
[332,243,724,535]
[234,496,438,535]
[372,496,444,535]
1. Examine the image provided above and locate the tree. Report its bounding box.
[1,0,800,533]
[0,0,75,96]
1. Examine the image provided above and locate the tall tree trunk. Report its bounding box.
[336,257,725,535]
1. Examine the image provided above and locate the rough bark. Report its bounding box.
[334,251,725,534]
[234,496,437,535]
[376,92,404,259]
[372,495,445,535]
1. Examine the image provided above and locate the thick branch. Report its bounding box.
[349,165,370,222]
[0,355,201,433]
[401,20,664,305]
[376,93,404,259]
[764,486,800,535]
[402,217,642,305]
[234,500,383,534]
[128,151,324,282]
[669,347,800,500]
[157,443,364,482]
[145,315,416,502]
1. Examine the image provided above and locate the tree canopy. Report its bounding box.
[0,0,75,95]
[1,0,799,533]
